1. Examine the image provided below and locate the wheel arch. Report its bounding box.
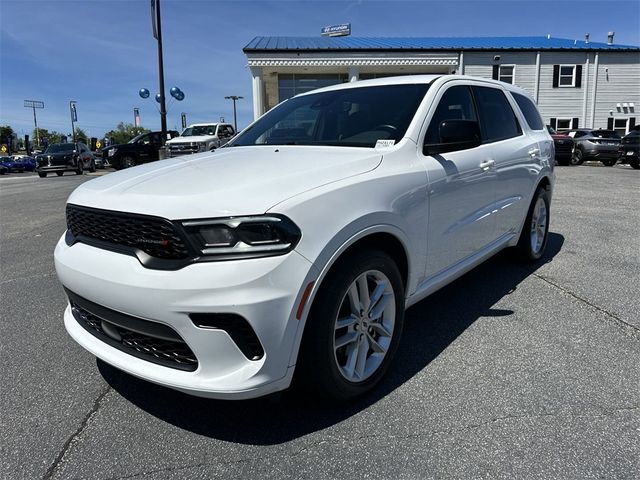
[288,225,411,368]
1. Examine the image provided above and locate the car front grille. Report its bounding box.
[66,204,191,260]
[68,290,198,371]
[168,143,199,155]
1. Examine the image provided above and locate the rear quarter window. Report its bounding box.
[473,86,522,143]
[512,92,544,131]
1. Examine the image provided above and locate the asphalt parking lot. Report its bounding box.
[1,164,638,480]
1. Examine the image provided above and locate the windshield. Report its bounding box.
[181,125,217,137]
[128,133,146,144]
[229,83,430,148]
[45,143,75,153]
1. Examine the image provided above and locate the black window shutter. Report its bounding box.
[552,65,560,88]
[492,65,499,80]
[629,117,636,129]
[550,118,557,129]
[607,118,614,130]
[572,118,579,129]
[575,65,582,88]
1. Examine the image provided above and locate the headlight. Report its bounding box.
[181,215,301,258]
[108,148,117,157]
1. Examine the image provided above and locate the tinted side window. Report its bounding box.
[512,92,544,130]
[473,86,522,142]
[425,85,477,145]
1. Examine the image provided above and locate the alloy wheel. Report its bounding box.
[530,196,548,255]
[333,270,395,382]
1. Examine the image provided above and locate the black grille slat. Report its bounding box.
[69,292,198,371]
[66,204,190,260]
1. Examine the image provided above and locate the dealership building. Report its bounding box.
[243,34,640,135]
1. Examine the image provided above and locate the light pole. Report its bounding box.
[224,95,243,132]
[69,101,77,142]
[24,100,44,147]
[151,0,167,145]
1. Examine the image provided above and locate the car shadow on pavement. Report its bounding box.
[99,232,564,445]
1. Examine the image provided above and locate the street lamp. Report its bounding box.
[224,95,243,132]
[24,100,44,147]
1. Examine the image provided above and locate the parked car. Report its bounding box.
[0,155,22,172]
[55,75,554,401]
[35,142,96,177]
[546,126,575,165]
[565,128,621,166]
[11,155,37,172]
[618,126,640,169]
[166,123,235,157]
[103,130,179,170]
[0,163,7,175]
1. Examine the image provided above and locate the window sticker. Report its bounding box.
[375,139,396,149]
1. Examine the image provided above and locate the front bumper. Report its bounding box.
[55,235,318,399]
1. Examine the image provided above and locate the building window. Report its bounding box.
[556,118,572,131]
[553,64,582,88]
[278,74,347,102]
[611,118,629,136]
[498,65,515,84]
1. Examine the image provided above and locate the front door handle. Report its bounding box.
[479,159,495,171]
[528,148,541,157]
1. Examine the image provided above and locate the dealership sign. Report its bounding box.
[321,23,351,37]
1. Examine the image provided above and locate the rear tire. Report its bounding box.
[630,159,640,170]
[601,159,617,167]
[296,250,405,401]
[89,159,96,172]
[38,172,47,178]
[514,186,550,262]
[75,161,83,175]
[56,171,64,177]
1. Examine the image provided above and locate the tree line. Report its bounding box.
[0,122,150,151]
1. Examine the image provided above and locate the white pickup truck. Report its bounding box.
[165,123,236,157]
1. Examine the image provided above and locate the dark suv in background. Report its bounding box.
[103,130,179,170]
[565,129,621,166]
[618,126,639,169]
[35,142,96,177]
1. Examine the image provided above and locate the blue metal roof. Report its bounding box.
[244,36,640,52]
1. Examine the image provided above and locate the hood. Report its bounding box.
[166,135,215,144]
[68,146,382,219]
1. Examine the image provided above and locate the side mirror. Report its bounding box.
[424,119,481,155]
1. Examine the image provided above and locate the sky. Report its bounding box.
[1,0,639,139]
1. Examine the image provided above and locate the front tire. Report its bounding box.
[56,171,64,177]
[89,159,96,172]
[38,171,47,178]
[515,186,550,262]
[296,250,405,401]
[601,159,617,167]
[121,155,136,169]
[571,148,584,165]
[75,161,83,175]
[630,159,640,170]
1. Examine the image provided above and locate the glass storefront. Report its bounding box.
[278,74,348,102]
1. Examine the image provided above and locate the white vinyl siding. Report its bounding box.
[464,52,537,92]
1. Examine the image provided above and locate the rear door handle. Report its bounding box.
[479,159,495,171]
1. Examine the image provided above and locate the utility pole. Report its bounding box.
[151,0,167,145]
[224,95,243,132]
[24,100,44,147]
[69,101,77,142]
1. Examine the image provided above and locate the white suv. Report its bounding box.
[55,75,554,400]
[165,123,235,156]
